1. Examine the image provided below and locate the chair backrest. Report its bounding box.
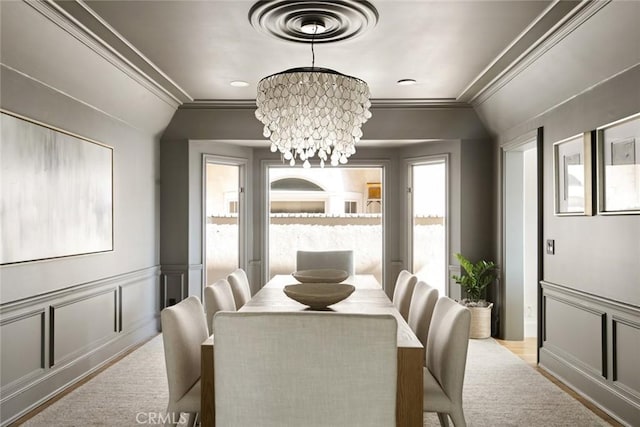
[227,268,252,309]
[407,280,439,348]
[392,269,418,320]
[160,296,209,406]
[295,250,355,276]
[426,297,471,406]
[203,278,236,334]
[214,312,398,427]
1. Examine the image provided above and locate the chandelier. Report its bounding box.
[255,22,372,168]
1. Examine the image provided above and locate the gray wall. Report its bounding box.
[160,136,253,302]
[473,3,640,419]
[161,106,494,301]
[0,67,162,426]
[0,3,165,424]
[482,64,640,426]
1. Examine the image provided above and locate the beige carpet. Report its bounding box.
[20,335,609,426]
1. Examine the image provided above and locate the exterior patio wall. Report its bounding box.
[207,214,444,287]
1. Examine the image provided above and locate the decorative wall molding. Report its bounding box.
[541,280,640,316]
[0,63,145,136]
[49,287,118,368]
[0,309,46,392]
[0,266,159,310]
[27,0,183,108]
[543,292,607,378]
[0,266,160,426]
[611,315,640,400]
[540,280,640,426]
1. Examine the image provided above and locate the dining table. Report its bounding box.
[200,274,424,427]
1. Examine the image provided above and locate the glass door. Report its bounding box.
[204,159,242,286]
[409,158,448,296]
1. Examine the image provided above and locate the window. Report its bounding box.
[344,201,358,213]
[267,167,383,283]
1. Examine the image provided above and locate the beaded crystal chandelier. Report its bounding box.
[255,23,372,168]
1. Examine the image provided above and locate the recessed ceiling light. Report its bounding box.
[230,80,249,87]
[397,79,417,86]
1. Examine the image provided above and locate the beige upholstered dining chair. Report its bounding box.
[203,278,236,335]
[407,280,439,349]
[295,249,355,276]
[213,311,398,427]
[423,297,471,427]
[392,269,418,321]
[227,268,252,309]
[160,296,209,427]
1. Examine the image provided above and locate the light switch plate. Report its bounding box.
[546,239,555,255]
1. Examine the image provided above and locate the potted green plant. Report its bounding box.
[451,253,498,339]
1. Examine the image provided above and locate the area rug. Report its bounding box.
[423,338,609,427]
[20,335,609,426]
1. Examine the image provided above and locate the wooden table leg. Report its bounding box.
[397,346,424,427]
[201,338,214,427]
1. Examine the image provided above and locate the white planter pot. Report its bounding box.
[468,304,492,339]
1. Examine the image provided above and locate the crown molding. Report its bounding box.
[457,0,579,102]
[181,100,257,110]
[469,0,611,106]
[181,98,471,110]
[73,0,193,103]
[28,0,184,108]
[370,99,471,109]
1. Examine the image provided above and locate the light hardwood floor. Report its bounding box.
[496,337,623,426]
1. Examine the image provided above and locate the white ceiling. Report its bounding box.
[58,0,567,103]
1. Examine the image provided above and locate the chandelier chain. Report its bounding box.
[311,24,317,68]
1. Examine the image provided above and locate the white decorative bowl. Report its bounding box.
[292,269,349,283]
[283,283,355,310]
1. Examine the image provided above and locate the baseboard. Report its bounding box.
[540,348,638,426]
[1,318,159,426]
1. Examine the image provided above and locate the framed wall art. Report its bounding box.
[553,132,593,216]
[0,111,113,264]
[596,113,640,214]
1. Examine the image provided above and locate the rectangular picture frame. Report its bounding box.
[0,110,114,264]
[553,132,593,216]
[596,113,640,215]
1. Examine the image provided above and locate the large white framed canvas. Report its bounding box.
[597,113,640,215]
[1,111,113,264]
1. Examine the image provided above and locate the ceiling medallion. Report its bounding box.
[249,0,379,44]
[252,1,376,167]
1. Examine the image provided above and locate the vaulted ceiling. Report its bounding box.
[2,1,638,137]
[55,0,575,104]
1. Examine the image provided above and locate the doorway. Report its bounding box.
[503,139,539,340]
[203,157,245,287]
[408,156,448,297]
